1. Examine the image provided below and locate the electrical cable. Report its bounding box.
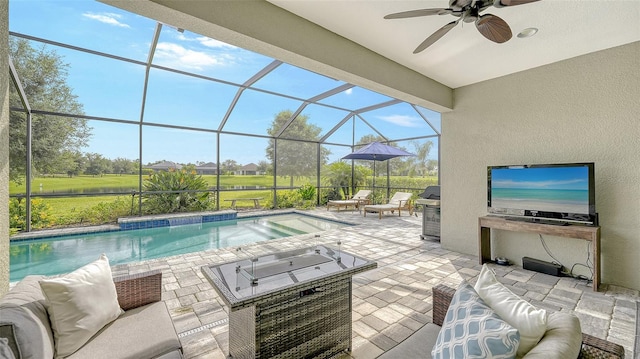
[539,234,593,284]
[539,234,564,268]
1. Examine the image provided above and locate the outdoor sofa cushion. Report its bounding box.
[39,254,124,358]
[0,275,55,359]
[66,302,181,359]
[1,269,182,359]
[378,282,584,359]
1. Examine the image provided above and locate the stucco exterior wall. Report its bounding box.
[441,42,640,290]
[1,0,10,296]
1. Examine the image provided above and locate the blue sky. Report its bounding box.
[9,0,441,165]
[492,166,590,190]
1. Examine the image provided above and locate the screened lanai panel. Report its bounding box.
[219,134,270,189]
[323,116,355,145]
[320,144,357,202]
[222,89,305,136]
[388,138,439,191]
[218,134,271,209]
[9,37,147,120]
[152,28,275,85]
[416,105,442,133]
[252,63,346,100]
[359,102,438,140]
[144,68,237,129]
[319,87,393,111]
[8,0,155,62]
[281,104,350,141]
[275,139,318,188]
[142,127,216,171]
[353,117,386,145]
[30,119,138,195]
[7,110,26,196]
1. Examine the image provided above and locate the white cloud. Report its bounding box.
[154,42,226,70]
[83,12,130,28]
[377,114,422,127]
[344,88,353,95]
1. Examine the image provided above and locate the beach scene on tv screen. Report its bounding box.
[491,166,590,214]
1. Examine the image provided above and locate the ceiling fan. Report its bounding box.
[384,0,541,54]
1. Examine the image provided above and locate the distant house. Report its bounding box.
[145,161,182,171]
[196,162,218,175]
[235,163,261,175]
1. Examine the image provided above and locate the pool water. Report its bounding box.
[10,213,348,281]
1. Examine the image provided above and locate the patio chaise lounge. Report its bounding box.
[363,191,413,219]
[327,190,371,211]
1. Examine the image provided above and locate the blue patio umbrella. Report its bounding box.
[342,142,415,192]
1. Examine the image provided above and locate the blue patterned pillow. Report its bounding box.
[432,282,520,359]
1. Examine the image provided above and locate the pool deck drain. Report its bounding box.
[178,318,229,338]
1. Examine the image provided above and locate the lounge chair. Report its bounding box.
[327,190,371,211]
[363,191,413,219]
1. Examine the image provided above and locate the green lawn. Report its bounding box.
[9,174,307,194]
[9,173,438,229]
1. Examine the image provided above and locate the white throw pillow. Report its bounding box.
[39,254,123,358]
[474,264,548,357]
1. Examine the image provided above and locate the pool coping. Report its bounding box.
[8,208,357,243]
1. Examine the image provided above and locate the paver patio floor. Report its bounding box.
[110,208,638,358]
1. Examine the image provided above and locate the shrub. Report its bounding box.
[142,168,213,214]
[265,190,300,209]
[297,183,316,201]
[9,198,54,233]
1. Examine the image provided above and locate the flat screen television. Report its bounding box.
[487,162,597,225]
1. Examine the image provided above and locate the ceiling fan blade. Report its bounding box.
[449,0,473,10]
[493,0,541,8]
[414,20,459,54]
[384,8,449,19]
[476,14,512,43]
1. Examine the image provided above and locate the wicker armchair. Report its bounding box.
[432,284,625,359]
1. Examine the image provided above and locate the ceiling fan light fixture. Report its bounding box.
[517,27,538,38]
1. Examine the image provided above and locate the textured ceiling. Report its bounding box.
[268,0,640,88]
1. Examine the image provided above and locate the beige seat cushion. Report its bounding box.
[66,302,182,359]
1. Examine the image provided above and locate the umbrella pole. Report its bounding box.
[373,161,376,203]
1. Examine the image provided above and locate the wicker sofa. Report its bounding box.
[378,284,625,359]
[0,270,183,359]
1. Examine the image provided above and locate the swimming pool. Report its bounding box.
[9,213,349,281]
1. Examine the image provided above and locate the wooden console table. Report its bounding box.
[478,216,601,291]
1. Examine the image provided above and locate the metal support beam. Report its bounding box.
[9,56,32,231]
[354,99,401,114]
[355,114,387,141]
[218,60,282,131]
[275,83,355,138]
[319,113,354,143]
[138,22,163,215]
